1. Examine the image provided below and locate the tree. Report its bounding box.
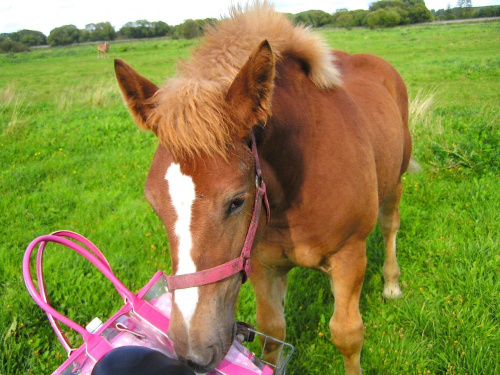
[457,0,473,7]
[366,8,401,28]
[151,21,172,37]
[0,36,29,53]
[474,5,500,18]
[292,10,333,27]
[9,29,47,46]
[444,4,457,19]
[85,22,116,41]
[457,0,474,18]
[332,9,369,28]
[369,0,406,11]
[352,10,369,26]
[180,19,202,39]
[335,11,355,29]
[401,0,427,5]
[408,3,433,23]
[118,20,168,39]
[47,25,81,46]
[136,20,155,38]
[368,0,432,26]
[118,22,135,39]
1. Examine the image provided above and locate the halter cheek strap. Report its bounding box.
[166,131,270,291]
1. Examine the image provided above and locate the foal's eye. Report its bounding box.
[228,196,245,214]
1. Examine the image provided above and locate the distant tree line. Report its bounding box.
[319,0,435,29]
[1,1,499,53]
[0,17,217,52]
[289,1,499,29]
[432,2,500,20]
[42,18,218,47]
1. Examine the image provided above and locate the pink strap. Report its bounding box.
[166,253,246,290]
[35,231,114,355]
[23,234,141,343]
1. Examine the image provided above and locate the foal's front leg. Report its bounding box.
[328,239,367,375]
[250,257,289,366]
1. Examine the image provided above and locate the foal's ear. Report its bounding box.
[114,59,158,130]
[226,40,275,129]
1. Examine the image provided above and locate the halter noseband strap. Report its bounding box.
[166,131,270,291]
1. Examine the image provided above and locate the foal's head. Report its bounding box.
[115,40,275,371]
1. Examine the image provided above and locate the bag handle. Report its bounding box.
[23,233,142,344]
[35,231,114,354]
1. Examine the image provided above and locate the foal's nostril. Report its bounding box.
[179,351,218,373]
[179,347,217,373]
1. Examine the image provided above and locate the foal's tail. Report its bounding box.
[406,89,434,175]
[407,157,423,174]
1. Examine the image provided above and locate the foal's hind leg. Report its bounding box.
[379,181,403,298]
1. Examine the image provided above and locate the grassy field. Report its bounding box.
[1,20,499,374]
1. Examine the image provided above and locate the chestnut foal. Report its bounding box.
[115,3,411,374]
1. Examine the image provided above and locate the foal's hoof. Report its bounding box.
[383,285,403,299]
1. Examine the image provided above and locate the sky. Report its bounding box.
[1,0,499,35]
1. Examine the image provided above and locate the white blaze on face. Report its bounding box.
[165,163,199,329]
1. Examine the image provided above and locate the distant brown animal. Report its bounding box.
[97,42,109,58]
[115,2,413,374]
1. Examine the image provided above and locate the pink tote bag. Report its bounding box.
[23,231,274,375]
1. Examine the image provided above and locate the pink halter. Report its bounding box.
[166,131,270,291]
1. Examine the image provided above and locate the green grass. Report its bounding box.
[1,20,499,374]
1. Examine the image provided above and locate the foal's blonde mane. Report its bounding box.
[149,1,340,160]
